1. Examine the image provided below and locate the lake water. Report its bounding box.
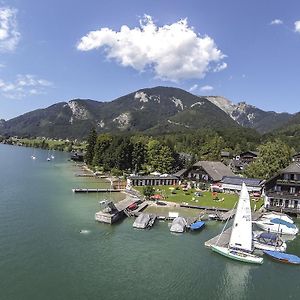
[0,144,300,300]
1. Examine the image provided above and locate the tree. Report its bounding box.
[244,139,292,179]
[132,141,146,173]
[143,186,155,199]
[93,134,112,166]
[85,128,97,165]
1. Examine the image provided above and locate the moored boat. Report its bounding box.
[253,231,286,252]
[264,250,300,265]
[211,182,263,264]
[170,217,187,233]
[133,213,151,229]
[253,218,298,235]
[261,212,294,224]
[190,221,205,231]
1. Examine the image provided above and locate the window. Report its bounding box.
[290,187,296,194]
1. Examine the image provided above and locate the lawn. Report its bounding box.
[135,185,264,210]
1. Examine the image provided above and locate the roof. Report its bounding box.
[221,176,264,187]
[281,162,300,174]
[240,151,259,157]
[128,175,178,180]
[173,168,188,177]
[193,161,235,181]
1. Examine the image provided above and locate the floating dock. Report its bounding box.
[204,211,262,248]
[72,188,123,193]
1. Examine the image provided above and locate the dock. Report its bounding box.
[204,211,262,248]
[72,188,123,193]
[95,197,141,224]
[180,204,229,212]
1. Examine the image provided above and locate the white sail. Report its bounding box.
[229,182,252,252]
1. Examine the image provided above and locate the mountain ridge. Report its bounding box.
[0,86,296,138]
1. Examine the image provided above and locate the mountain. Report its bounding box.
[0,87,239,139]
[206,96,292,133]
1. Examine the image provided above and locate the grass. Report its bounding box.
[135,185,264,210]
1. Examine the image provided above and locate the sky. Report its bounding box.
[1,0,300,120]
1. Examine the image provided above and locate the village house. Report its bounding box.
[181,161,235,183]
[128,174,179,186]
[292,152,300,162]
[220,176,264,193]
[264,161,300,216]
[230,150,259,173]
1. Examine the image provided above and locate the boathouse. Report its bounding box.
[264,162,300,215]
[128,174,179,186]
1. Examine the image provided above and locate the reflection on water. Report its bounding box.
[217,262,253,300]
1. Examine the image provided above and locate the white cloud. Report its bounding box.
[213,62,227,73]
[270,19,283,25]
[0,74,53,99]
[189,84,198,92]
[0,6,20,52]
[200,85,214,91]
[77,15,227,81]
[295,21,300,33]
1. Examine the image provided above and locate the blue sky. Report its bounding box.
[1,0,300,120]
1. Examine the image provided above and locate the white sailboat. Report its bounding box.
[211,182,263,264]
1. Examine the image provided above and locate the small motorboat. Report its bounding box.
[190,221,205,231]
[253,231,286,252]
[261,212,294,224]
[133,213,151,229]
[264,250,300,265]
[253,218,298,235]
[170,217,187,233]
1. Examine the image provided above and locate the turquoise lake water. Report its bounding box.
[0,144,300,300]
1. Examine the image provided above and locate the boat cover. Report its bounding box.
[270,218,296,229]
[190,221,205,230]
[264,250,300,264]
[259,232,277,241]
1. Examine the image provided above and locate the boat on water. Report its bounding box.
[190,221,205,231]
[261,212,294,224]
[211,182,263,264]
[264,250,300,265]
[253,231,286,252]
[253,218,298,235]
[170,217,187,233]
[133,213,151,229]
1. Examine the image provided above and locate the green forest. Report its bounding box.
[84,126,297,180]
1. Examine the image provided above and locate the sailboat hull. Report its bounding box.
[211,245,263,264]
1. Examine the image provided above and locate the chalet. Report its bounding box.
[221,176,264,193]
[292,152,300,162]
[230,150,259,173]
[185,161,235,183]
[128,174,179,186]
[238,151,258,163]
[264,162,300,215]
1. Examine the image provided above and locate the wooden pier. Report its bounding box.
[180,204,229,212]
[204,211,262,248]
[72,188,123,193]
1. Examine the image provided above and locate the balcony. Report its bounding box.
[266,191,300,200]
[266,205,300,215]
[277,179,300,187]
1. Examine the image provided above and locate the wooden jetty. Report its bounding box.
[204,211,262,248]
[125,202,149,217]
[180,204,229,212]
[72,188,123,193]
[218,209,236,221]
